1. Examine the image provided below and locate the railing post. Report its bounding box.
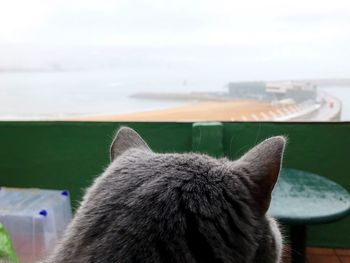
[192,122,223,157]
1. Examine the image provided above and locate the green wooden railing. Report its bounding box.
[0,121,349,248]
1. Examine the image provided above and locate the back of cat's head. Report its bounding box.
[46,127,286,263]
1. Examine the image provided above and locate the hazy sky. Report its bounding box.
[0,0,349,79]
[1,0,349,45]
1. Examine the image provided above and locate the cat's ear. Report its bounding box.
[238,136,286,216]
[110,127,151,161]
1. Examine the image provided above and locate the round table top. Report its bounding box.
[268,168,350,225]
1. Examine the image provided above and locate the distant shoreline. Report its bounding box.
[69,100,272,121]
[68,99,306,122]
[67,91,341,122]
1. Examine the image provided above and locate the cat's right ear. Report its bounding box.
[110,127,151,161]
[236,136,286,216]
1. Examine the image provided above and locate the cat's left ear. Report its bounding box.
[237,136,286,216]
[110,127,151,161]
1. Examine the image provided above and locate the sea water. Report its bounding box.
[0,69,349,120]
[0,69,227,119]
[321,86,350,120]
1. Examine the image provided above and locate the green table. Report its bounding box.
[269,168,350,263]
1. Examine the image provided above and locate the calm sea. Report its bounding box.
[0,69,226,119]
[0,69,349,120]
[321,86,350,120]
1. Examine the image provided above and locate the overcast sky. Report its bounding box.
[0,0,349,79]
[1,0,349,45]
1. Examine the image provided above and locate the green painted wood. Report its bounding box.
[192,122,223,157]
[0,122,192,208]
[0,121,349,247]
[269,168,350,224]
[222,122,350,248]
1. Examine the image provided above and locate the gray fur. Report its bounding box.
[44,127,286,263]
[110,127,150,161]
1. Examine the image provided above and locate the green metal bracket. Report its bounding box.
[192,122,223,157]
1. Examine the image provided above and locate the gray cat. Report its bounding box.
[44,127,286,263]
